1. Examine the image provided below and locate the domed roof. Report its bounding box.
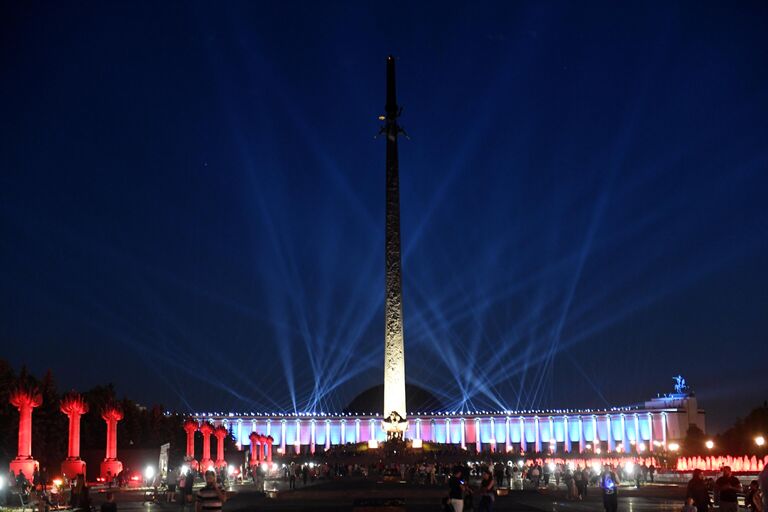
[344,384,444,414]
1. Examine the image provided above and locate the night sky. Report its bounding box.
[1,1,766,433]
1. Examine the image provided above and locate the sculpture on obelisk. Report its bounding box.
[381,55,408,438]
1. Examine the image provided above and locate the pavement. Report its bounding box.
[48,478,689,512]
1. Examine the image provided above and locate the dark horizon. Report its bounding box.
[1,1,767,435]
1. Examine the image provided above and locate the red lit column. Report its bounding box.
[214,426,227,469]
[183,419,199,470]
[265,435,273,465]
[248,432,261,466]
[199,422,214,471]
[100,404,124,480]
[60,393,89,478]
[8,385,42,481]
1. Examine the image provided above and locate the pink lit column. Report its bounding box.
[8,385,42,481]
[199,422,214,471]
[100,404,124,480]
[214,426,227,469]
[60,393,89,478]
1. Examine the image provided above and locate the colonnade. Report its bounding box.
[6,386,127,480]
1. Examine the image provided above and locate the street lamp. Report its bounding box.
[705,440,714,450]
[756,436,765,447]
[668,442,680,452]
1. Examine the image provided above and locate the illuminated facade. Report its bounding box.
[191,393,705,456]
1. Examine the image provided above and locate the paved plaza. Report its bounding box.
[68,479,688,512]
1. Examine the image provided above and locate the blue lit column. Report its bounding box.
[519,417,527,452]
[505,417,511,453]
[634,414,640,451]
[490,417,496,452]
[648,413,654,452]
[460,418,466,450]
[310,420,316,454]
[534,417,541,453]
[341,420,346,444]
[355,418,361,443]
[662,412,667,448]
[237,419,243,450]
[281,420,286,454]
[579,416,585,453]
[548,416,554,452]
[564,416,571,453]
[446,418,451,444]
[325,420,331,451]
[606,415,615,452]
[620,414,627,452]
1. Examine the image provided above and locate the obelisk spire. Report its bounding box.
[382,55,407,437]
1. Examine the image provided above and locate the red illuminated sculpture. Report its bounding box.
[264,435,274,464]
[8,384,42,480]
[60,392,89,478]
[214,425,228,469]
[249,432,261,466]
[199,422,214,471]
[183,419,199,470]
[100,403,124,480]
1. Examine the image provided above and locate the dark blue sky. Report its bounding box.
[1,1,766,433]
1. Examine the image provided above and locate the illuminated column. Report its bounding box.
[460,418,466,450]
[564,416,571,453]
[199,422,214,470]
[60,393,88,478]
[446,418,452,444]
[100,404,124,479]
[505,417,511,452]
[266,419,272,438]
[519,417,527,452]
[295,419,301,454]
[592,416,598,445]
[606,415,615,452]
[578,416,585,453]
[280,420,286,454]
[661,413,667,447]
[490,418,496,452]
[248,432,260,467]
[265,436,273,464]
[647,413,654,452]
[325,420,331,451]
[620,414,627,452]
[8,385,42,480]
[183,419,199,470]
[475,418,481,452]
[415,419,421,440]
[236,420,243,449]
[548,416,554,452]
[214,426,227,469]
[341,420,346,444]
[534,417,541,453]
[431,420,436,442]
[310,420,316,454]
[634,414,640,451]
[355,419,360,443]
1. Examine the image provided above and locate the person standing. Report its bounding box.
[716,466,741,512]
[448,466,466,512]
[195,471,226,512]
[600,465,620,512]
[100,491,117,512]
[648,464,656,483]
[759,463,768,512]
[479,468,495,512]
[687,469,710,512]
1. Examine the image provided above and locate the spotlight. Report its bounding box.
[181,465,190,475]
[756,436,765,447]
[144,466,155,481]
[227,465,235,476]
[668,443,680,452]
[705,440,714,450]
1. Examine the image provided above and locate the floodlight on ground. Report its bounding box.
[144,465,155,481]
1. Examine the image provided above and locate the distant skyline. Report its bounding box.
[1,1,767,434]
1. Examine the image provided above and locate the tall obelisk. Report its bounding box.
[382,55,407,437]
